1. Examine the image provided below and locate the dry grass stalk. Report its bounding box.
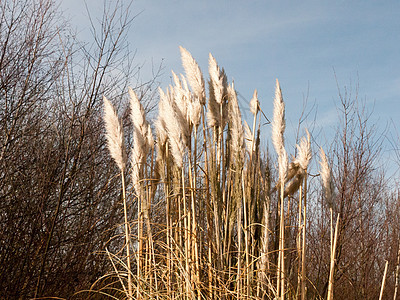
[379,260,389,300]
[320,146,335,286]
[277,148,288,298]
[394,242,400,300]
[294,129,311,300]
[327,214,340,300]
[271,78,287,299]
[129,87,158,298]
[103,96,132,299]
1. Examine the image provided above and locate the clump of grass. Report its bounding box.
[101,47,323,300]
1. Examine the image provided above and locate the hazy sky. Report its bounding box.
[61,0,400,168]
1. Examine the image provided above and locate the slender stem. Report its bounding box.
[301,173,307,300]
[121,170,133,299]
[237,180,243,299]
[297,184,303,299]
[330,208,333,256]
[327,214,340,300]
[280,177,285,299]
[393,239,400,300]
[181,167,191,296]
[242,171,250,297]
[379,260,389,300]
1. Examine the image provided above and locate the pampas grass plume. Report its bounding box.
[243,120,253,154]
[188,99,202,127]
[180,46,205,104]
[159,87,185,168]
[228,83,244,155]
[250,89,259,116]
[209,53,224,104]
[320,147,334,208]
[296,129,311,170]
[272,79,285,157]
[103,96,125,171]
[128,87,146,128]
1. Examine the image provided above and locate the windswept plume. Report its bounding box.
[180,46,206,104]
[129,87,153,193]
[249,89,259,116]
[228,83,244,156]
[129,88,152,160]
[271,79,285,157]
[129,87,146,128]
[296,129,311,170]
[243,120,253,155]
[171,72,189,119]
[103,96,125,171]
[209,53,227,104]
[155,97,168,147]
[160,87,185,168]
[188,98,202,127]
[207,53,228,128]
[274,131,311,197]
[155,97,168,175]
[320,147,334,209]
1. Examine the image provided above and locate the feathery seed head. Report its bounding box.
[243,120,253,155]
[103,96,126,171]
[207,80,220,127]
[155,118,167,147]
[160,87,186,167]
[250,89,259,116]
[179,46,206,104]
[128,87,146,129]
[146,123,154,149]
[209,53,225,104]
[228,83,244,156]
[319,147,334,209]
[172,71,182,89]
[271,79,286,157]
[296,129,311,170]
[188,98,202,127]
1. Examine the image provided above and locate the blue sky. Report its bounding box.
[61,0,400,171]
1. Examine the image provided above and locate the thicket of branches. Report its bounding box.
[0,1,399,299]
[0,0,158,298]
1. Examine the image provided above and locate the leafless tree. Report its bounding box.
[0,0,159,298]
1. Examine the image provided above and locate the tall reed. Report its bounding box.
[103,96,132,299]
